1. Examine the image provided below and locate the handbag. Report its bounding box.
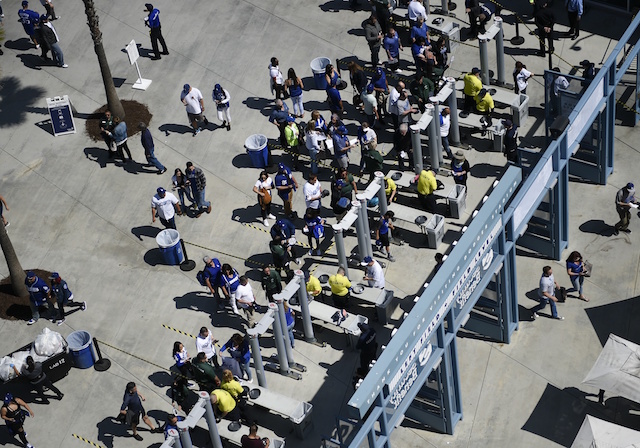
[259,188,272,206]
[583,260,592,277]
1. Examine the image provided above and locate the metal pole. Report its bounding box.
[167,429,183,448]
[447,78,461,146]
[440,0,448,14]
[410,125,423,174]
[247,332,267,387]
[333,225,349,278]
[430,98,443,165]
[426,104,440,171]
[177,421,193,448]
[353,201,368,262]
[357,197,374,259]
[479,38,490,85]
[511,15,525,45]
[375,172,387,214]
[199,391,223,448]
[269,303,291,374]
[275,297,295,364]
[495,17,505,86]
[295,270,316,343]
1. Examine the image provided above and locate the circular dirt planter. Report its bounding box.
[85,100,153,142]
[0,269,53,321]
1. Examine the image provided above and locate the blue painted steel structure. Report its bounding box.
[328,13,640,448]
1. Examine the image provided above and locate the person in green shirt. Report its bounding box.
[192,352,219,392]
[261,266,282,302]
[337,167,358,200]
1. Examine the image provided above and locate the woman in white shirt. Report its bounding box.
[252,171,276,227]
[513,61,533,95]
[305,121,323,174]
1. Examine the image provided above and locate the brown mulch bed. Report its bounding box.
[84,100,153,142]
[0,269,53,321]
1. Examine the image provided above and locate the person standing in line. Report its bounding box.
[613,182,638,235]
[513,61,533,94]
[202,257,222,299]
[383,27,403,73]
[253,170,275,227]
[303,173,323,215]
[219,263,240,306]
[461,67,482,116]
[172,341,192,378]
[269,99,291,148]
[362,256,385,288]
[502,119,519,163]
[138,123,166,174]
[49,272,85,325]
[531,266,564,320]
[220,333,252,382]
[376,211,395,262]
[39,15,66,67]
[332,125,354,170]
[566,251,589,302]
[25,271,52,325]
[285,68,305,119]
[212,84,231,131]
[39,0,57,20]
[451,151,470,187]
[13,356,63,403]
[284,116,302,170]
[363,14,383,67]
[361,84,379,129]
[304,207,325,256]
[388,81,405,130]
[99,110,116,156]
[396,89,418,126]
[274,163,298,219]
[534,1,555,57]
[180,84,208,136]
[269,57,285,101]
[144,3,168,60]
[328,266,352,310]
[347,61,367,111]
[192,352,220,392]
[372,0,391,33]
[1,393,35,448]
[305,121,323,175]
[18,1,40,49]
[108,116,132,161]
[151,187,181,230]
[233,277,256,328]
[0,194,9,227]
[284,301,296,348]
[566,0,583,40]
[195,326,220,368]
[394,123,413,171]
[357,121,377,176]
[119,382,157,441]
[440,107,453,159]
[261,266,282,303]
[185,161,211,216]
[356,323,378,373]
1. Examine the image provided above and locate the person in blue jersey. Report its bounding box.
[220,333,252,382]
[18,1,41,48]
[326,84,344,116]
[332,125,354,170]
[25,271,52,325]
[203,256,222,298]
[304,207,325,256]
[383,27,403,73]
[274,163,298,218]
[212,84,231,131]
[376,211,395,262]
[49,272,85,325]
[144,3,168,60]
[220,264,240,306]
[410,15,428,44]
[270,217,296,241]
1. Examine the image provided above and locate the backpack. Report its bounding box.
[196,271,207,286]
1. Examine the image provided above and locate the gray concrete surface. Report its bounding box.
[0,0,639,447]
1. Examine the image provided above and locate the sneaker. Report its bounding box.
[388,255,395,262]
[4,222,8,227]
[203,117,209,126]
[50,318,57,323]
[308,249,314,256]
[263,219,269,227]
[133,434,143,441]
[222,120,227,127]
[158,168,167,175]
[553,316,565,320]
[27,319,36,325]
[193,128,201,136]
[394,68,403,73]
[26,444,34,448]
[532,312,539,320]
[246,379,253,383]
[206,204,212,214]
[623,229,632,234]
[57,319,65,326]
[227,123,231,131]
[61,64,68,68]
[267,214,276,219]
[81,301,87,311]
[295,258,302,265]
[315,249,322,256]
[36,44,40,49]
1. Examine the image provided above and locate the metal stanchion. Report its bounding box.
[495,17,505,85]
[275,296,307,372]
[167,429,183,448]
[375,172,387,215]
[179,239,196,271]
[333,225,349,278]
[247,331,267,387]
[410,124,423,174]
[92,338,111,372]
[425,104,440,171]
[479,37,490,85]
[447,78,461,146]
[266,303,301,379]
[199,391,223,448]
[511,15,525,45]
[177,421,193,448]
[429,98,443,166]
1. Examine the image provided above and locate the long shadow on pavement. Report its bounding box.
[0,76,46,127]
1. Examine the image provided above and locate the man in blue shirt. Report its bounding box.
[332,126,354,170]
[139,123,166,174]
[376,211,396,261]
[383,27,403,73]
[25,271,52,325]
[274,163,298,218]
[144,3,168,60]
[18,1,41,48]
[203,256,222,297]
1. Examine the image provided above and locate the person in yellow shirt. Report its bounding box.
[210,388,240,422]
[305,271,322,299]
[384,177,397,204]
[220,369,244,400]
[415,169,437,212]
[328,266,351,309]
[462,67,482,116]
[474,88,494,126]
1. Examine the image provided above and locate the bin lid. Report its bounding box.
[244,134,267,150]
[156,229,180,248]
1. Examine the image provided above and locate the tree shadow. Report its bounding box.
[131,225,161,242]
[0,76,46,127]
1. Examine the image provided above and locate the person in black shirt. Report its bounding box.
[356,323,378,372]
[502,119,519,163]
[13,356,63,404]
[1,393,35,448]
[534,1,555,57]
[119,382,157,441]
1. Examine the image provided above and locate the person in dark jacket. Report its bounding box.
[49,272,85,325]
[138,123,166,174]
[356,323,378,372]
[185,161,211,216]
[39,15,66,67]
[363,15,383,67]
[119,382,157,441]
[144,3,168,60]
[13,356,63,403]
[534,1,555,57]
[502,119,518,163]
[261,266,282,303]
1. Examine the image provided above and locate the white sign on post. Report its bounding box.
[125,39,152,91]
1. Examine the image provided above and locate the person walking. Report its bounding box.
[0,194,9,227]
[172,168,195,211]
[268,57,285,101]
[383,27,403,73]
[119,382,157,441]
[39,0,57,20]
[185,161,211,216]
[212,84,231,131]
[144,3,168,60]
[1,393,35,448]
[304,208,325,256]
[285,68,305,119]
[566,0,583,40]
[13,356,63,403]
[180,84,208,136]
[39,15,67,68]
[109,116,133,161]
[531,266,564,320]
[566,251,589,302]
[18,1,40,49]
[139,123,166,174]
[274,163,298,218]
[151,187,181,229]
[376,211,395,261]
[253,170,276,227]
[363,14,383,67]
[233,277,256,328]
[261,266,282,303]
[25,271,52,325]
[49,272,85,325]
[613,182,638,235]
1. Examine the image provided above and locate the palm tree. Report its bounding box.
[82,0,125,119]
[0,220,28,297]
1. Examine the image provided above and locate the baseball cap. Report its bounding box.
[471,67,480,74]
[40,14,48,21]
[22,1,28,6]
[375,67,384,77]
[26,271,35,278]
[335,179,346,188]
[203,256,211,263]
[278,163,286,172]
[580,59,591,67]
[336,125,347,135]
[502,119,513,127]
[286,116,295,122]
[145,3,154,11]
[361,256,373,265]
[138,122,147,130]
[4,393,13,406]
[366,84,374,93]
[157,187,166,195]
[182,84,190,94]
[49,272,60,280]
[627,182,635,191]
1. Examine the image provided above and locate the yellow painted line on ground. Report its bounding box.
[72,434,106,448]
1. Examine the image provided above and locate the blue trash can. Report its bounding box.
[156,229,184,265]
[310,57,331,90]
[67,330,95,369]
[245,134,269,168]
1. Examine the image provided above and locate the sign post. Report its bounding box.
[46,96,76,136]
[125,39,152,90]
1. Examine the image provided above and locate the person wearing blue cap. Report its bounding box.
[269,99,290,148]
[274,163,298,218]
[212,84,231,131]
[24,271,52,325]
[152,187,181,229]
[144,3,168,60]
[362,256,385,288]
[49,272,85,326]
[180,84,208,136]
[613,182,638,235]
[1,392,35,448]
[18,1,41,49]
[332,125,354,170]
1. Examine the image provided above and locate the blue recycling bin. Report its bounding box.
[245,134,269,168]
[156,229,184,265]
[310,57,331,90]
[67,330,95,369]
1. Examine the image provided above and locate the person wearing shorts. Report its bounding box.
[119,382,157,441]
[180,84,208,136]
[376,211,395,262]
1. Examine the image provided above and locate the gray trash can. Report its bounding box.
[426,214,445,249]
[447,184,467,219]
[156,229,184,265]
[245,134,269,168]
[511,93,529,127]
[493,122,506,153]
[310,57,331,90]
